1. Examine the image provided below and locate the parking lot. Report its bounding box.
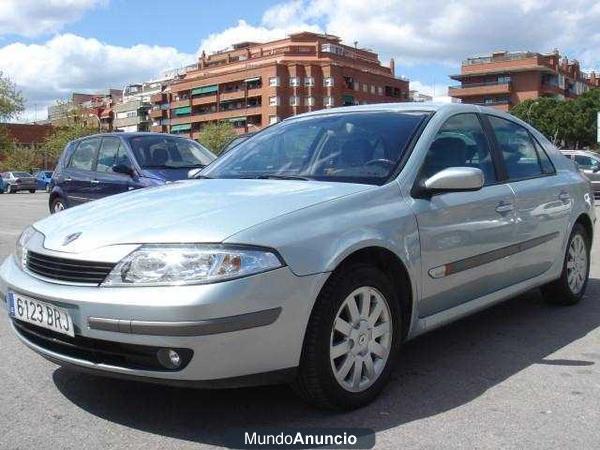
[1,192,600,449]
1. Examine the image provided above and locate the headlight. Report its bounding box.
[102,244,284,286]
[15,226,37,269]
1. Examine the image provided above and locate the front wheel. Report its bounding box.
[294,264,402,410]
[541,223,590,305]
[50,197,66,214]
[29,189,35,193]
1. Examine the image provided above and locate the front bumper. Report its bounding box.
[0,256,328,384]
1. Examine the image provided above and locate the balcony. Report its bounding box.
[169,106,263,125]
[191,94,217,106]
[149,108,163,119]
[150,93,164,103]
[170,98,191,109]
[449,81,511,97]
[219,90,246,101]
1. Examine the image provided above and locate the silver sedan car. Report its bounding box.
[0,103,595,410]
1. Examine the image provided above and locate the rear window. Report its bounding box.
[13,172,31,178]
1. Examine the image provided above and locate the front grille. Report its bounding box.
[26,251,115,285]
[13,320,193,372]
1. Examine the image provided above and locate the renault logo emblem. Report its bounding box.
[63,232,82,246]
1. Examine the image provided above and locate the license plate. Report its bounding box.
[7,291,74,337]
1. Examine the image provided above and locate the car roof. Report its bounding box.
[73,132,185,142]
[284,102,520,122]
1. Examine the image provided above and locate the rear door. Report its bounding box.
[62,137,100,205]
[486,115,571,283]
[412,113,517,317]
[92,136,134,199]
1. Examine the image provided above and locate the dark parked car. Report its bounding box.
[49,132,216,213]
[34,170,53,192]
[1,171,36,194]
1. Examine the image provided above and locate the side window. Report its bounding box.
[421,113,497,185]
[487,116,544,180]
[68,138,100,171]
[533,139,555,174]
[574,155,599,170]
[96,137,121,173]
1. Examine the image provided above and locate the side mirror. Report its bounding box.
[113,164,135,177]
[423,167,485,194]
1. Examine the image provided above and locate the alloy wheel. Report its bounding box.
[329,286,393,392]
[567,234,587,295]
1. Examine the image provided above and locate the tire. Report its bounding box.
[8,185,16,194]
[50,197,67,214]
[29,189,35,193]
[293,263,402,410]
[541,223,590,305]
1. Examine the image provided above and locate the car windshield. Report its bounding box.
[201,111,427,184]
[127,135,215,169]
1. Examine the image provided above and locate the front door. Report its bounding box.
[92,137,134,200]
[411,113,517,318]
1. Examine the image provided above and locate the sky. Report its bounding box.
[1,0,600,122]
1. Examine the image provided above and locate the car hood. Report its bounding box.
[140,167,197,182]
[35,179,373,253]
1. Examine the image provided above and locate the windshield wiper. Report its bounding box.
[253,174,311,181]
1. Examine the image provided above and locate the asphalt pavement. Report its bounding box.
[1,192,599,449]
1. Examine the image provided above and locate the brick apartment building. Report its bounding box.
[448,50,596,110]
[48,90,122,130]
[150,32,409,137]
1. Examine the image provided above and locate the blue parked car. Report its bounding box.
[34,170,53,192]
[49,132,216,213]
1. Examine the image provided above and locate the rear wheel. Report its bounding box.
[294,264,402,410]
[541,223,590,305]
[8,185,16,194]
[50,197,66,213]
[29,189,35,193]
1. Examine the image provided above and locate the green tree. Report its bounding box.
[0,145,41,172]
[196,121,237,155]
[0,71,24,121]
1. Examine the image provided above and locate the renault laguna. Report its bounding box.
[0,103,594,410]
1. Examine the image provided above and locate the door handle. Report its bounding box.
[558,191,571,202]
[64,177,72,182]
[90,179,100,185]
[495,202,514,213]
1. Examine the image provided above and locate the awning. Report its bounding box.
[227,116,247,123]
[174,106,192,115]
[170,124,191,132]
[244,77,260,83]
[192,85,218,95]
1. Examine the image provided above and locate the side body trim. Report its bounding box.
[428,232,559,279]
[88,307,282,336]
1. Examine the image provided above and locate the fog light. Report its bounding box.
[157,348,182,369]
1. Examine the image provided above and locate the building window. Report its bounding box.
[289,96,300,106]
[378,86,383,95]
[497,75,511,84]
[353,81,360,91]
[362,84,368,92]
[323,77,334,87]
[269,115,280,125]
[370,85,376,94]
[269,96,280,106]
[269,77,280,87]
[323,96,334,107]
[289,77,300,87]
[305,96,315,106]
[304,77,314,87]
